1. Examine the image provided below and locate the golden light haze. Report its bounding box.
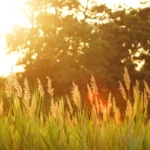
[0,0,28,77]
[0,0,30,35]
[0,0,149,77]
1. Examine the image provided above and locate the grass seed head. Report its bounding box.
[5,74,16,97]
[14,78,22,98]
[66,110,72,127]
[46,76,54,97]
[123,67,130,91]
[143,81,150,95]
[119,81,127,100]
[71,82,81,110]
[24,78,31,103]
[87,83,94,105]
[125,100,133,118]
[143,90,148,111]
[37,78,44,98]
[66,95,73,115]
[114,108,121,124]
[90,75,98,95]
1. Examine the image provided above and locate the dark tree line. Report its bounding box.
[5,0,150,102]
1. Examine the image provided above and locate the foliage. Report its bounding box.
[5,0,150,98]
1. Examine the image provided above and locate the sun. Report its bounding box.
[0,0,30,35]
[0,0,29,77]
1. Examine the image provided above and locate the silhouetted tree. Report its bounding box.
[6,0,150,100]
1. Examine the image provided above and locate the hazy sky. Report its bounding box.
[99,0,145,7]
[81,0,150,8]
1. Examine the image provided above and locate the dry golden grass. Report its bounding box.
[71,82,81,110]
[50,98,55,117]
[118,81,127,100]
[144,81,150,96]
[66,95,73,115]
[14,78,22,98]
[125,100,133,119]
[5,74,15,97]
[90,74,98,95]
[24,78,31,103]
[0,68,149,150]
[87,83,94,105]
[112,98,121,124]
[91,104,99,126]
[37,78,44,98]
[47,76,54,97]
[123,67,130,91]
[1,67,149,127]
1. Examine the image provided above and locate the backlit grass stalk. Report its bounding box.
[0,69,149,149]
[120,67,149,131]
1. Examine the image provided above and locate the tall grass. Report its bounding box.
[0,67,150,150]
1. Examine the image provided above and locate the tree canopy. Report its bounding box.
[6,0,150,99]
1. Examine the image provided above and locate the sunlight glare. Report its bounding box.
[0,0,30,35]
[0,0,29,77]
[0,0,149,77]
[0,44,24,77]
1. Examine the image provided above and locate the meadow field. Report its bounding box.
[0,67,150,150]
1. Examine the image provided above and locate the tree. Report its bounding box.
[6,0,94,95]
[83,4,150,110]
[6,0,150,100]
